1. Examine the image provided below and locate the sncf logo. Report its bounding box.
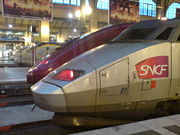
[135,56,168,79]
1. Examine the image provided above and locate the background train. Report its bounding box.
[13,46,31,64]
[31,19,180,127]
[27,23,132,84]
[14,42,61,66]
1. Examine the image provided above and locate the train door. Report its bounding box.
[170,26,180,98]
[96,58,136,120]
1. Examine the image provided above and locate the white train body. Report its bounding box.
[31,19,180,126]
[14,42,60,66]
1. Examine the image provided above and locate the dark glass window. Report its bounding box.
[53,0,80,6]
[155,27,173,40]
[52,0,177,17]
[166,3,180,19]
[97,0,157,15]
[97,0,109,10]
[139,0,156,17]
[117,27,156,40]
[177,34,180,41]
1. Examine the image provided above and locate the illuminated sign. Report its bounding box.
[2,0,53,20]
[109,0,140,24]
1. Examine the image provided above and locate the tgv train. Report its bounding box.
[27,23,131,84]
[31,19,180,127]
[14,42,61,66]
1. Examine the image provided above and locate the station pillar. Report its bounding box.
[25,31,32,46]
[80,0,87,32]
[80,0,98,32]
[156,6,163,19]
[89,0,98,32]
[56,33,65,43]
[40,20,50,42]
[155,0,175,19]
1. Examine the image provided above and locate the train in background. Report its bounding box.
[14,42,61,66]
[32,19,180,127]
[27,24,132,84]
[27,23,132,84]
[13,46,30,63]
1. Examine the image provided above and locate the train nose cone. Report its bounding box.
[27,67,43,84]
[31,81,67,112]
[27,70,34,84]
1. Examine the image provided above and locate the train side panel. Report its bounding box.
[95,42,171,120]
[170,42,180,98]
[130,42,171,119]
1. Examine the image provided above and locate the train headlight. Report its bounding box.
[52,69,85,81]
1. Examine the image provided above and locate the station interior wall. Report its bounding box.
[0,1,155,39]
[0,0,156,60]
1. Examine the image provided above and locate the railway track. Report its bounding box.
[0,88,33,108]
[0,118,87,135]
[0,87,31,95]
[0,120,51,134]
[0,121,84,135]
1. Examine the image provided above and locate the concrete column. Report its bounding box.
[157,0,172,19]
[154,0,173,19]
[56,33,65,43]
[79,0,98,33]
[156,6,164,19]
[89,0,98,32]
[25,31,32,46]
[80,0,86,22]
[40,20,50,42]
[80,0,87,33]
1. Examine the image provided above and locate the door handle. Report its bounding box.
[132,71,137,82]
[101,73,107,77]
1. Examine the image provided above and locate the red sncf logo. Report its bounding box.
[135,56,168,79]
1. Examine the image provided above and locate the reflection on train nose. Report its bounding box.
[32,81,64,94]
[31,81,67,112]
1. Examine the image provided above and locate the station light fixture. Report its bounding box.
[73,29,77,32]
[6,31,13,34]
[82,6,92,15]
[68,13,74,18]
[34,33,39,36]
[57,38,64,43]
[82,0,92,15]
[161,17,167,21]
[8,24,13,29]
[75,10,81,18]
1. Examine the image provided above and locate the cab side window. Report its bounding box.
[178,34,180,41]
[155,27,173,40]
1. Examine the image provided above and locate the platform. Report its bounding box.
[0,104,54,127]
[0,67,30,83]
[0,67,32,94]
[74,114,180,135]
[0,60,18,67]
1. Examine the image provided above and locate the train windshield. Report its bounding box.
[115,27,157,41]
